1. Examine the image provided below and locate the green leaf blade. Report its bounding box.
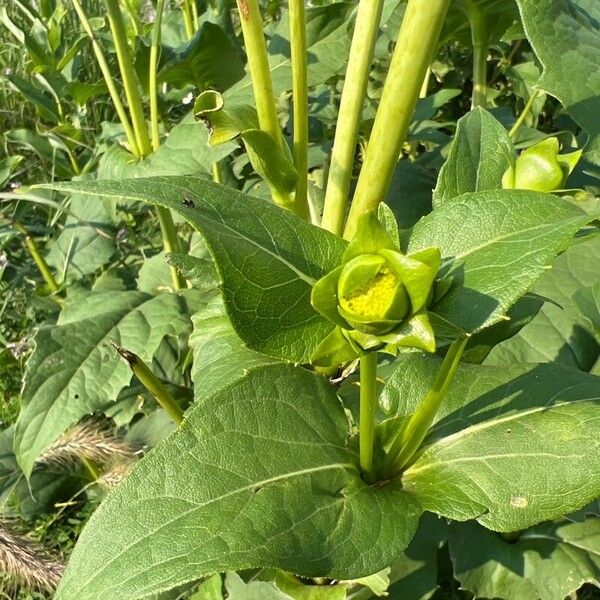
[409,189,591,333]
[38,176,347,363]
[54,366,421,600]
[14,290,201,477]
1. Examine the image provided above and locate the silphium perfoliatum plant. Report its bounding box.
[310,211,440,367]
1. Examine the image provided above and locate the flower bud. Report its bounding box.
[502,138,581,193]
[310,210,441,368]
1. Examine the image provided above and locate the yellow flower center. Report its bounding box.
[340,268,398,319]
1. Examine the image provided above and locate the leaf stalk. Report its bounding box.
[385,336,467,476]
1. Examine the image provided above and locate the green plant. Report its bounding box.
[1,0,600,598]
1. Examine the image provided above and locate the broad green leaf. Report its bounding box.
[14,289,204,477]
[97,119,235,180]
[46,193,116,283]
[159,22,244,91]
[487,233,600,369]
[517,0,600,165]
[408,189,591,333]
[382,354,600,531]
[190,295,280,402]
[54,365,422,600]
[449,518,600,600]
[433,108,515,205]
[39,176,347,363]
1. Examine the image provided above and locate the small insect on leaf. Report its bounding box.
[182,196,195,208]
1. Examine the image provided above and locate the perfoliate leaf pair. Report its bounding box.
[502,137,582,193]
[310,211,440,367]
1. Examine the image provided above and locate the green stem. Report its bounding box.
[114,345,184,425]
[13,222,60,294]
[150,0,167,152]
[288,0,310,220]
[508,89,541,141]
[472,43,488,108]
[235,0,281,146]
[321,0,385,236]
[70,0,140,156]
[105,0,152,157]
[181,0,195,39]
[343,0,451,240]
[385,337,467,475]
[359,352,378,481]
[156,207,185,290]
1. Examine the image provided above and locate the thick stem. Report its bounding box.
[105,0,152,157]
[235,0,281,146]
[288,0,310,220]
[114,345,184,425]
[472,43,488,108]
[321,0,385,236]
[385,337,467,475]
[359,352,378,481]
[508,89,541,140]
[70,0,140,156]
[150,0,167,152]
[156,207,185,290]
[14,222,60,294]
[466,1,489,109]
[343,0,451,240]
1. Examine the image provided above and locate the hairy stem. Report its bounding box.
[289,0,310,220]
[359,352,378,481]
[105,0,152,157]
[321,0,385,236]
[344,0,451,239]
[70,0,140,156]
[114,345,184,425]
[385,337,468,475]
[509,89,541,140]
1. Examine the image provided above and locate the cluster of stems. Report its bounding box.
[71,0,185,290]
[233,0,472,480]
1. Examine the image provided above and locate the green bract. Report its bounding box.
[502,137,582,192]
[310,211,441,367]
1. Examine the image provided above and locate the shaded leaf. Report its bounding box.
[450,518,600,600]
[14,289,204,477]
[517,0,600,165]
